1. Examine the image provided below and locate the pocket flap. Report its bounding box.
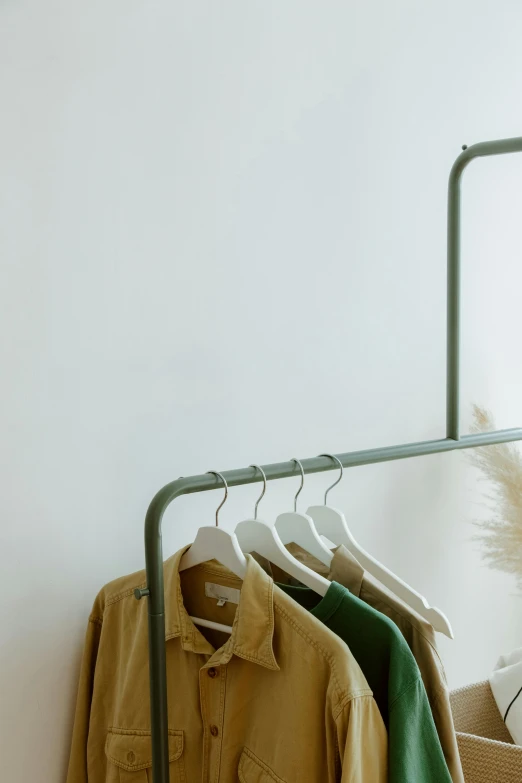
[105,728,183,771]
[238,748,286,783]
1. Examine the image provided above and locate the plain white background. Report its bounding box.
[2,1,522,779]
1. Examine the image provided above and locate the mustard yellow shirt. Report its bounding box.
[67,546,387,782]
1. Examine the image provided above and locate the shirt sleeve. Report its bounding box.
[336,694,388,783]
[389,678,453,783]
[430,685,464,783]
[66,615,102,783]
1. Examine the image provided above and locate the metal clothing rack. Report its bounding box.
[136,135,522,783]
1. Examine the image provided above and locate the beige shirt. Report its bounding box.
[280,543,464,783]
[67,546,387,783]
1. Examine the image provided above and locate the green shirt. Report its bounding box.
[278,581,452,783]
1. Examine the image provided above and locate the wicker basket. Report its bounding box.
[450,680,522,782]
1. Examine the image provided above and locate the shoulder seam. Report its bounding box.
[333,692,375,720]
[274,601,336,662]
[106,581,147,608]
[362,582,446,671]
[274,600,368,705]
[388,675,422,712]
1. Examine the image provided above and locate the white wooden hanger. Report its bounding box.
[179,471,246,634]
[307,455,454,639]
[234,465,330,596]
[274,458,333,566]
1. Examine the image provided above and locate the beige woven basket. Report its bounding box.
[450,680,522,782]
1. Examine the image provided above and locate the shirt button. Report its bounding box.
[208,667,217,678]
[127,750,136,765]
[210,724,219,737]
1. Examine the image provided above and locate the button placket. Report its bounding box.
[199,666,211,783]
[201,662,225,783]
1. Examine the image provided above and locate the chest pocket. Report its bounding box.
[238,747,287,783]
[105,728,184,783]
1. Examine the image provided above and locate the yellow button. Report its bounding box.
[127,750,136,764]
[210,724,219,737]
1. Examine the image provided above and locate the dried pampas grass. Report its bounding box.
[468,405,522,586]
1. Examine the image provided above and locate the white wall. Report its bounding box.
[2,1,522,779]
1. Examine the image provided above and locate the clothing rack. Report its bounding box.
[136,135,522,783]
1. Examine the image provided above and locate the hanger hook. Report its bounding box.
[250,464,267,520]
[292,458,305,512]
[319,454,343,505]
[206,471,228,526]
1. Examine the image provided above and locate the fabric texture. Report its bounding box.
[278,580,452,783]
[489,647,522,745]
[67,546,387,783]
[454,733,522,783]
[450,680,512,743]
[450,680,522,783]
[276,541,464,783]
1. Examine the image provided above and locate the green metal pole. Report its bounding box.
[142,497,170,782]
[447,136,522,441]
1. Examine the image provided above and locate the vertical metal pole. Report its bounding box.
[142,494,172,783]
[446,151,465,441]
[446,136,522,441]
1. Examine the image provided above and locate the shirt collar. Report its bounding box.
[329,545,364,596]
[255,541,365,599]
[163,545,279,671]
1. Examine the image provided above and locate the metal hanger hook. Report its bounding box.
[319,454,343,505]
[206,471,228,526]
[292,458,305,512]
[250,464,267,520]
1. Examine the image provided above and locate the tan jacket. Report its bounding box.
[67,546,387,782]
[280,543,464,783]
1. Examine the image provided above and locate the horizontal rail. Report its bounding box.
[146,428,522,524]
